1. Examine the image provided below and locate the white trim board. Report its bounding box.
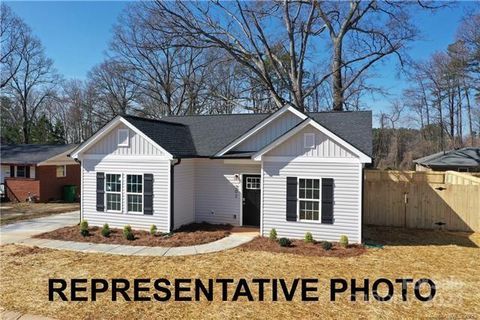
[70,116,173,160]
[215,105,307,157]
[252,118,372,163]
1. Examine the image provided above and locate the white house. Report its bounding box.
[70,106,372,243]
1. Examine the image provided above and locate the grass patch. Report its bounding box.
[0,227,479,319]
[0,202,79,225]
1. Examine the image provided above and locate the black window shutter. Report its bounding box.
[26,166,30,178]
[286,177,297,221]
[96,172,105,212]
[10,165,14,177]
[144,174,153,215]
[321,178,334,224]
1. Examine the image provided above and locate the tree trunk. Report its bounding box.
[464,84,474,146]
[332,39,343,111]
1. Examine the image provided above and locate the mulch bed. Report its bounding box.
[33,223,231,247]
[240,236,366,257]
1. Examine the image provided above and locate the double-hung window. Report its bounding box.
[127,174,143,213]
[105,174,121,212]
[298,178,321,221]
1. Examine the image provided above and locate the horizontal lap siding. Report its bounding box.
[194,159,260,225]
[262,161,361,243]
[82,158,170,232]
[173,159,195,229]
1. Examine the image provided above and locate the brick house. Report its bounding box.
[1,144,80,202]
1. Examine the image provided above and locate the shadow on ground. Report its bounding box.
[364,225,479,248]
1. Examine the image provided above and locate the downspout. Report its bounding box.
[73,156,82,224]
[170,158,181,232]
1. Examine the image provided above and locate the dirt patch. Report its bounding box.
[240,236,366,257]
[0,202,79,225]
[5,246,47,258]
[33,223,231,247]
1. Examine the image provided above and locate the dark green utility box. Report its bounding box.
[63,185,77,202]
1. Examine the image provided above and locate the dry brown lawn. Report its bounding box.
[0,227,479,319]
[0,202,79,225]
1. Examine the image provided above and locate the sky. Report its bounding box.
[5,1,479,117]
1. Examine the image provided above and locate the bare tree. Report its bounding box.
[1,30,59,143]
[317,1,422,110]
[0,3,28,89]
[147,0,326,111]
[87,59,139,120]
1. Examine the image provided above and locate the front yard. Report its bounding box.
[0,227,478,319]
[0,202,80,225]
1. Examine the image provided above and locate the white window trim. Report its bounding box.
[105,173,122,213]
[246,176,261,190]
[297,177,322,222]
[304,133,315,149]
[56,165,67,178]
[126,173,144,214]
[118,128,129,147]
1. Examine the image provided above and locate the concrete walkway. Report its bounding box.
[1,211,256,256]
[17,232,256,256]
[0,310,54,320]
[0,211,79,245]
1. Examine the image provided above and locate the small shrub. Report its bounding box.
[123,225,134,241]
[322,241,332,250]
[278,237,292,247]
[150,224,157,236]
[161,232,173,238]
[80,220,89,237]
[101,224,111,237]
[269,228,278,241]
[304,232,314,243]
[339,235,349,248]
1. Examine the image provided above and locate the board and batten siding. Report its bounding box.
[84,123,166,156]
[194,159,260,225]
[261,124,362,243]
[80,122,171,232]
[234,111,302,152]
[267,126,355,158]
[173,159,195,229]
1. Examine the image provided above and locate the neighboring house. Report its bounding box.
[1,144,80,202]
[414,147,480,172]
[70,106,372,243]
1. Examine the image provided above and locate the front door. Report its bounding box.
[242,174,261,226]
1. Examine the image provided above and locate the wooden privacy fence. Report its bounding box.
[363,170,480,232]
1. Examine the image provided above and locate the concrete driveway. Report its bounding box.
[0,211,79,245]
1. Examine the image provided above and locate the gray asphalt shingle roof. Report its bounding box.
[0,144,78,164]
[414,147,480,168]
[122,110,372,158]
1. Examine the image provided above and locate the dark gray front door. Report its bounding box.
[242,174,261,226]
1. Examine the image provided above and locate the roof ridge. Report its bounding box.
[123,114,187,127]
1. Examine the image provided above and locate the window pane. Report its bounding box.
[127,194,142,212]
[313,189,319,199]
[127,174,142,193]
[299,200,320,221]
[306,179,312,188]
[106,174,121,192]
[314,179,319,189]
[106,193,121,211]
[306,189,312,199]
